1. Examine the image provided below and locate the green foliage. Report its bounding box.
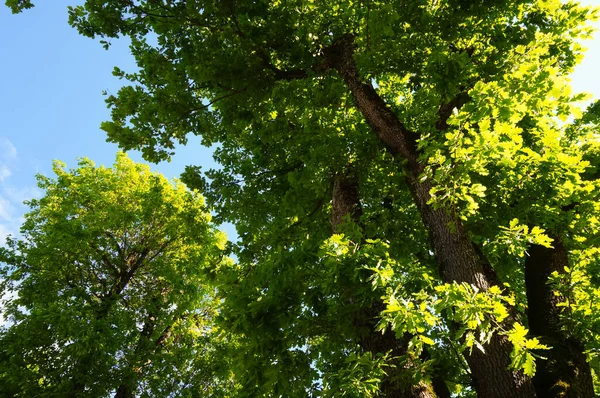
[6,0,600,396]
[380,277,516,368]
[322,352,391,398]
[505,323,549,378]
[495,219,554,258]
[4,0,33,13]
[0,153,235,397]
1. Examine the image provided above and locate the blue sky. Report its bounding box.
[0,0,220,241]
[0,0,599,244]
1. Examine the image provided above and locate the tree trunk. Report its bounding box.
[525,238,594,397]
[114,382,134,398]
[114,306,159,398]
[332,169,440,398]
[324,34,535,398]
[331,168,363,235]
[70,271,136,397]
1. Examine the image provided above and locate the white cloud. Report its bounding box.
[4,186,41,207]
[0,196,12,221]
[0,138,21,327]
[0,137,17,185]
[0,137,17,162]
[0,137,27,245]
[0,166,11,182]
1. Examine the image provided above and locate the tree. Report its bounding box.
[0,153,235,397]
[7,0,600,397]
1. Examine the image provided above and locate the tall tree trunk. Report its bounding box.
[70,270,137,397]
[113,303,160,398]
[332,169,442,398]
[525,237,594,397]
[114,307,175,398]
[324,34,535,398]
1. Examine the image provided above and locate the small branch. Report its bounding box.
[365,0,371,52]
[259,54,309,80]
[228,2,246,38]
[251,161,305,180]
[200,88,248,111]
[168,87,247,129]
[436,91,471,131]
[323,34,419,170]
[155,324,173,347]
[89,241,119,275]
[288,197,326,230]
[104,231,125,262]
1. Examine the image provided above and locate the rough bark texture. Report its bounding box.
[324,34,535,398]
[332,169,439,398]
[332,169,363,234]
[525,238,594,397]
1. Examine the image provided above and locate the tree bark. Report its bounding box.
[525,237,594,397]
[70,268,138,397]
[113,318,154,398]
[324,34,535,398]
[114,382,135,398]
[332,169,440,398]
[331,168,363,235]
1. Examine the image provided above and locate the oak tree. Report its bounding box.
[7,0,600,397]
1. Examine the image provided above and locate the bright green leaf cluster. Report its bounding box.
[0,153,236,397]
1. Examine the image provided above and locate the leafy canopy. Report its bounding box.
[0,153,235,397]
[5,0,600,396]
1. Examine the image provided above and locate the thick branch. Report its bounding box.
[324,34,535,398]
[331,168,438,398]
[323,34,491,288]
[256,51,309,81]
[331,168,363,233]
[525,238,594,397]
[323,34,420,169]
[436,92,471,131]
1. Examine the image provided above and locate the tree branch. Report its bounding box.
[323,34,420,170]
[324,32,536,397]
[436,91,471,131]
